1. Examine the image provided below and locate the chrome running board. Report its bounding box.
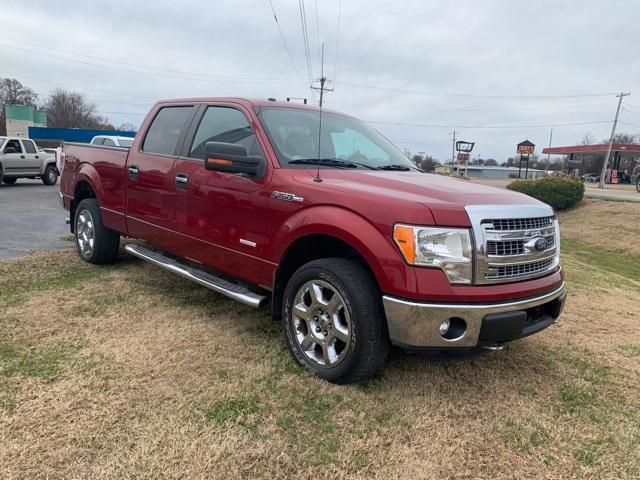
[124,244,267,308]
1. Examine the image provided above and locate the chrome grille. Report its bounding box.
[486,257,555,280]
[482,216,554,231]
[486,233,555,256]
[465,205,560,285]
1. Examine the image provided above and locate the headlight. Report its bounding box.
[393,224,473,284]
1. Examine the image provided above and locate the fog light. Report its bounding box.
[439,319,451,335]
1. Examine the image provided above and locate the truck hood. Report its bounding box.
[304,170,544,226]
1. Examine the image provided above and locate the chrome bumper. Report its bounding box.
[383,283,566,348]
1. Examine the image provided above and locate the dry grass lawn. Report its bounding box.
[1,198,639,479]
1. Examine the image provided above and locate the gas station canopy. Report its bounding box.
[542,143,640,155]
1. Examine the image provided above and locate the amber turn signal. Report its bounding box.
[206,157,232,166]
[393,225,416,264]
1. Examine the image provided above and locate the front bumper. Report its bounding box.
[383,282,566,348]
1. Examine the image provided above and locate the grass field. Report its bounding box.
[1,199,639,479]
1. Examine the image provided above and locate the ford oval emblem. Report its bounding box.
[533,237,548,251]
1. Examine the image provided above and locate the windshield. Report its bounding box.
[118,138,134,148]
[256,107,417,170]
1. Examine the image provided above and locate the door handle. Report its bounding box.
[175,173,189,190]
[128,165,139,180]
[20,155,25,159]
[35,155,40,159]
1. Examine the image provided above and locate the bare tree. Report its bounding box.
[0,78,38,134]
[117,122,138,132]
[44,89,114,130]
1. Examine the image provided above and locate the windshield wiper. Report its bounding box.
[376,164,422,171]
[288,158,376,170]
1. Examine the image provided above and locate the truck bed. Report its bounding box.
[60,142,130,234]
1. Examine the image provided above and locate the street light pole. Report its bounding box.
[546,126,553,172]
[599,92,630,189]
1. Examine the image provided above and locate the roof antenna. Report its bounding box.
[311,42,333,183]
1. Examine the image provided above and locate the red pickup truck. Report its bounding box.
[60,98,565,383]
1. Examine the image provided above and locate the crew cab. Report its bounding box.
[0,136,59,185]
[60,98,566,383]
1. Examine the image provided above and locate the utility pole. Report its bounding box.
[546,126,553,172]
[599,92,630,189]
[450,130,459,176]
[311,43,333,107]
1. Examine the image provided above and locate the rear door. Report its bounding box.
[125,104,197,250]
[171,103,271,285]
[21,139,42,173]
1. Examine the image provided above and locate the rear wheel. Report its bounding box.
[283,258,389,384]
[74,198,120,264]
[42,165,58,185]
[636,178,640,193]
[2,177,17,185]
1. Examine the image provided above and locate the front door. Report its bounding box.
[172,104,271,286]
[125,104,196,250]
[2,139,38,176]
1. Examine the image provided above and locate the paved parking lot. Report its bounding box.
[0,180,70,260]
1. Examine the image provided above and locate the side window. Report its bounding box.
[5,139,22,154]
[142,106,193,155]
[189,106,263,160]
[103,138,116,147]
[330,128,390,166]
[91,137,104,145]
[22,140,37,154]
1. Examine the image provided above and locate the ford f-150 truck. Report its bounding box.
[60,98,566,383]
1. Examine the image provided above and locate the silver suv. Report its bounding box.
[0,136,59,185]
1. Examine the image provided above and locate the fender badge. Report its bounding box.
[271,191,304,203]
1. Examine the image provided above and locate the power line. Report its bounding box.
[619,120,640,129]
[366,119,613,129]
[622,107,640,119]
[298,0,314,86]
[326,100,615,112]
[0,43,304,86]
[267,0,302,79]
[0,34,295,83]
[1,71,158,99]
[333,0,343,81]
[334,80,619,99]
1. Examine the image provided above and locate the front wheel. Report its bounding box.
[74,198,120,264]
[2,177,17,185]
[42,165,58,185]
[283,258,389,384]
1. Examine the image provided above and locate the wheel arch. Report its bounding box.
[271,206,397,321]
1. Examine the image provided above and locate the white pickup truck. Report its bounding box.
[0,136,59,185]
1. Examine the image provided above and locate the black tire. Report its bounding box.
[2,177,17,185]
[42,164,58,185]
[74,198,120,264]
[283,258,389,384]
[636,178,640,193]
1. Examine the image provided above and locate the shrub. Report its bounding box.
[506,176,584,210]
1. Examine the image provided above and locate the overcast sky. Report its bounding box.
[3,0,640,161]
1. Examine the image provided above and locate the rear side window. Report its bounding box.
[103,138,116,147]
[91,137,104,145]
[142,106,193,156]
[22,140,37,154]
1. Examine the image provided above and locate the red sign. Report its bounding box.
[457,153,470,161]
[517,140,535,155]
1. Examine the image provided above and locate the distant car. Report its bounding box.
[581,173,599,182]
[90,135,134,148]
[0,137,59,185]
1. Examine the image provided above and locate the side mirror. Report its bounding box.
[204,142,264,177]
[4,147,16,154]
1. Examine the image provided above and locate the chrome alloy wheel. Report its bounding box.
[291,280,352,367]
[76,209,95,257]
[47,169,56,183]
